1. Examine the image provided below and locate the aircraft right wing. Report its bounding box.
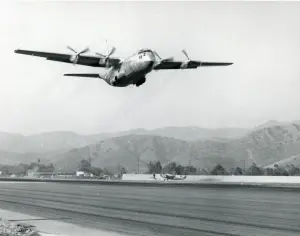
[153,60,233,70]
[153,49,233,70]
[14,49,122,68]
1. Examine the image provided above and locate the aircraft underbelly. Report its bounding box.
[114,71,144,87]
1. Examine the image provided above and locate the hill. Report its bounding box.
[52,123,300,173]
[0,126,249,154]
[2,122,300,173]
[53,134,240,173]
[236,123,300,166]
[130,126,249,141]
[265,154,300,169]
[253,120,300,130]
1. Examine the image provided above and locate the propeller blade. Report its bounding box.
[96,47,115,59]
[153,50,162,60]
[79,47,89,55]
[163,57,174,62]
[107,47,116,57]
[95,52,105,57]
[181,49,190,60]
[67,46,77,54]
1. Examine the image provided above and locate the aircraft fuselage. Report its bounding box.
[105,50,156,87]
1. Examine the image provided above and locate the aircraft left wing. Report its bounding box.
[14,49,121,67]
[153,60,233,70]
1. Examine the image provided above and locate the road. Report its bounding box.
[0,181,299,236]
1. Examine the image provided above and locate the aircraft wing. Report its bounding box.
[14,49,121,67]
[153,60,233,70]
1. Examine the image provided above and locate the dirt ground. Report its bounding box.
[0,220,40,236]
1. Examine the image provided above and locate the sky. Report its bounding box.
[1,1,300,135]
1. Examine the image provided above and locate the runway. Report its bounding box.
[0,182,299,236]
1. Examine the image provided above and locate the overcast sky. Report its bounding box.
[1,1,300,135]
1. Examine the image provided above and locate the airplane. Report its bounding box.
[14,44,233,87]
[160,173,187,181]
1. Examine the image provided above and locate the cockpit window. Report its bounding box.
[138,48,152,54]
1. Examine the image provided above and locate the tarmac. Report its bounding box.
[0,181,299,236]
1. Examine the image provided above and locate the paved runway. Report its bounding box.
[0,182,299,236]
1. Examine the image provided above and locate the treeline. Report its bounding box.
[147,161,300,176]
[77,159,114,176]
[147,161,197,175]
[0,162,55,176]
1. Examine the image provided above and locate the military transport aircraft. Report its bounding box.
[14,45,233,87]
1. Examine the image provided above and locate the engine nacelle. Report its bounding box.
[115,72,126,81]
[180,61,190,69]
[99,58,111,68]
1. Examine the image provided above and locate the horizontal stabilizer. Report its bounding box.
[64,73,101,78]
[200,62,233,66]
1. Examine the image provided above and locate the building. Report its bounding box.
[27,166,39,178]
[76,171,94,177]
[27,166,55,178]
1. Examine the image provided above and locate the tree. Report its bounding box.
[162,162,177,174]
[197,168,209,175]
[174,164,184,175]
[38,163,55,172]
[78,159,91,172]
[155,161,162,173]
[288,165,300,176]
[147,161,163,174]
[183,165,196,175]
[147,161,154,174]
[88,167,103,176]
[234,166,243,175]
[264,168,274,176]
[119,166,127,175]
[245,162,264,176]
[102,168,112,176]
[210,164,229,175]
[273,166,289,176]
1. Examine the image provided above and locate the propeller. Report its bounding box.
[153,50,173,62]
[95,40,116,66]
[95,46,116,59]
[153,50,162,60]
[181,49,190,60]
[67,46,89,64]
[180,49,192,68]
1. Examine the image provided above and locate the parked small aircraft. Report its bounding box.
[14,43,233,87]
[160,173,187,181]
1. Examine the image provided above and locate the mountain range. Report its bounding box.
[0,126,249,153]
[1,121,300,172]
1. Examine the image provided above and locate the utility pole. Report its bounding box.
[137,156,140,174]
[240,160,246,174]
[88,156,92,165]
[188,159,192,174]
